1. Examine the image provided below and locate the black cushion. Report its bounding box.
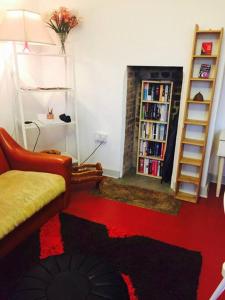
[11,253,129,300]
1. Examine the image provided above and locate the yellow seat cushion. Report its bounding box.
[0,170,65,239]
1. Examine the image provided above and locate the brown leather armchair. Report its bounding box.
[0,127,72,257]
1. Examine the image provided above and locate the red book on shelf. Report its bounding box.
[138,157,144,173]
[201,42,212,55]
[151,160,155,176]
[152,160,157,176]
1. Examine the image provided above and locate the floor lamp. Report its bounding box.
[0,9,55,142]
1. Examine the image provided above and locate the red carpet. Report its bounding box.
[63,183,225,300]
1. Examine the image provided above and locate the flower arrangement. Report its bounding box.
[47,7,78,53]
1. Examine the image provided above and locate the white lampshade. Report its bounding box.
[0,9,55,45]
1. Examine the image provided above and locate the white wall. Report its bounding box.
[1,0,225,192]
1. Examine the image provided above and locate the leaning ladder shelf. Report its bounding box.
[175,25,223,203]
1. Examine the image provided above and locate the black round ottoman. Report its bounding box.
[11,253,129,300]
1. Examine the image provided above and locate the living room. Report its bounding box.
[0,0,225,299]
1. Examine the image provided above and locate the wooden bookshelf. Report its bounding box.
[136,80,173,178]
[175,24,223,203]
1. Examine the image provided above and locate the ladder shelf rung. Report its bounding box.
[196,29,222,34]
[187,100,211,104]
[193,55,218,59]
[184,119,208,126]
[175,191,198,203]
[177,174,200,184]
[190,78,215,82]
[182,138,205,146]
[180,157,202,166]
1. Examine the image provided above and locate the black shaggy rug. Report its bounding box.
[0,213,202,300]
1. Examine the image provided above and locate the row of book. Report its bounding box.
[143,83,171,102]
[139,140,166,158]
[142,103,168,122]
[141,122,166,141]
[138,158,163,177]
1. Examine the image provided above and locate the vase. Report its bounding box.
[58,32,67,54]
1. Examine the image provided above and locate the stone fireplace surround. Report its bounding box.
[123,66,183,179]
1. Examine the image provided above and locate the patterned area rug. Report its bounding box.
[94,177,181,215]
[0,213,202,300]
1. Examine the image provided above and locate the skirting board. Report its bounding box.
[208,173,224,185]
[103,168,120,178]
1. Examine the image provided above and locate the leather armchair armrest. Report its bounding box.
[0,128,72,190]
[10,148,71,187]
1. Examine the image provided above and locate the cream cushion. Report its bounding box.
[0,170,65,239]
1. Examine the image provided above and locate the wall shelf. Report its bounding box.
[14,45,80,162]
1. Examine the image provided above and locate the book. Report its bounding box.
[138,158,144,173]
[143,83,148,100]
[148,160,152,174]
[199,64,211,78]
[160,105,168,122]
[139,140,143,155]
[160,143,164,159]
[155,85,160,101]
[201,42,212,55]
[144,158,149,174]
[147,84,152,101]
[157,161,160,176]
[164,85,169,102]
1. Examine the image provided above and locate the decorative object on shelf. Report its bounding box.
[193,92,204,101]
[199,63,211,78]
[59,113,71,123]
[47,108,54,119]
[201,42,213,55]
[47,7,79,53]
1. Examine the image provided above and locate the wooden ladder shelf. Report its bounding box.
[175,24,223,203]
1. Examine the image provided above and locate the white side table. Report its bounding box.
[216,130,225,197]
[209,261,225,299]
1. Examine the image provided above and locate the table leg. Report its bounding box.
[216,157,224,197]
[209,278,225,300]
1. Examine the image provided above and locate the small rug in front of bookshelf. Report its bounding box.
[96,177,181,215]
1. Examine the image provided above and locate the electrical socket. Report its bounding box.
[95,132,108,144]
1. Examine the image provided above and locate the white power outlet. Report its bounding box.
[95,132,108,144]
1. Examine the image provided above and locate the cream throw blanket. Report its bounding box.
[0,170,65,239]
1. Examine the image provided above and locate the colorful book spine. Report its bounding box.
[143,83,148,100]
[159,84,164,102]
[164,85,169,102]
